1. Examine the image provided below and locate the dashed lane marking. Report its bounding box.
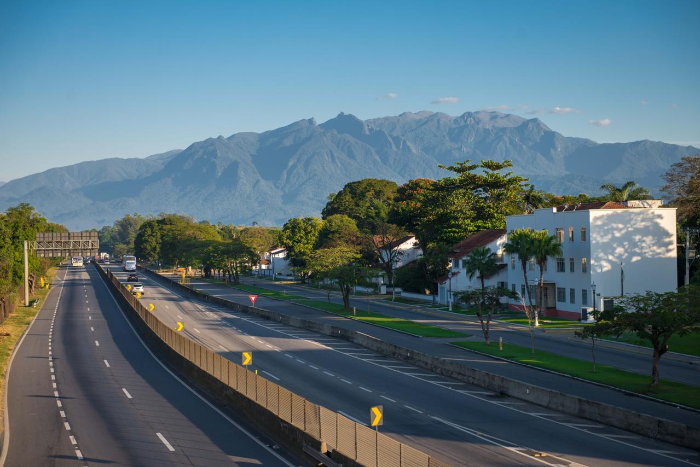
[69,436,77,445]
[104,360,110,368]
[156,433,176,452]
[340,379,352,384]
[338,410,368,426]
[380,395,396,402]
[360,387,372,393]
[263,370,280,381]
[64,422,71,431]
[122,388,133,399]
[95,340,99,347]
[405,405,423,414]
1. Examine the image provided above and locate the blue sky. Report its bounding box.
[1,0,698,181]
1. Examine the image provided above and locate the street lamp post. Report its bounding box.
[448,271,453,312]
[591,281,597,321]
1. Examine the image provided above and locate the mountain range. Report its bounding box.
[1,111,697,230]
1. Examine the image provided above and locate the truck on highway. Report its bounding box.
[123,255,137,272]
[71,257,84,267]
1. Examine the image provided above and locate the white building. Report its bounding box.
[379,235,423,269]
[506,201,677,319]
[437,229,508,305]
[259,247,292,277]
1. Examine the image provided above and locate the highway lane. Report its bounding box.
[117,267,700,467]
[240,277,700,387]
[3,265,295,467]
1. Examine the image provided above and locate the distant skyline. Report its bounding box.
[1,0,699,181]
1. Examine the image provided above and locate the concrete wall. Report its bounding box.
[139,266,700,451]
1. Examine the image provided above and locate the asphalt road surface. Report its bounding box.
[116,267,700,467]
[2,265,295,467]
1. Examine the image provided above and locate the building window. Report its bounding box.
[511,255,515,269]
[511,283,516,295]
[582,289,588,305]
[570,288,575,304]
[521,284,526,299]
[529,285,537,298]
[581,257,588,273]
[581,227,587,242]
[462,259,467,269]
[556,228,564,243]
[569,257,575,273]
[544,260,547,272]
[529,259,535,270]
[556,257,565,272]
[498,281,507,289]
[568,227,574,242]
[557,287,566,302]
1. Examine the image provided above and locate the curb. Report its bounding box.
[447,343,700,415]
[568,337,700,364]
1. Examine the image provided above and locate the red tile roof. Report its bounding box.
[447,229,507,259]
[555,201,628,212]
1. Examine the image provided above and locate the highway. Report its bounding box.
[2,265,295,467]
[118,266,700,467]
[236,277,700,387]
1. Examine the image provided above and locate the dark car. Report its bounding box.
[127,273,139,282]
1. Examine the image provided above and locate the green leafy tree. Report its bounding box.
[583,287,700,385]
[457,286,519,345]
[134,220,161,263]
[530,230,563,319]
[307,246,361,309]
[503,229,537,324]
[315,214,359,249]
[240,226,275,259]
[322,179,398,233]
[599,181,651,202]
[279,217,323,280]
[520,184,548,213]
[662,154,700,221]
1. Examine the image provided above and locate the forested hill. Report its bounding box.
[0,111,696,230]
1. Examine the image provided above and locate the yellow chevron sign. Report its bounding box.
[126,284,132,291]
[176,321,184,332]
[242,351,252,366]
[371,405,383,427]
[149,303,155,312]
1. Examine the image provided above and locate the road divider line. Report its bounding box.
[380,395,396,402]
[323,371,334,377]
[75,449,83,460]
[405,405,423,414]
[95,340,99,347]
[308,365,318,370]
[56,400,62,407]
[340,379,352,384]
[122,388,133,399]
[60,410,65,418]
[69,435,76,444]
[156,432,175,452]
[64,422,71,431]
[104,360,110,367]
[263,371,280,381]
[338,411,367,427]
[360,387,372,392]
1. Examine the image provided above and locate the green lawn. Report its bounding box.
[201,279,307,301]
[451,340,700,409]
[499,317,591,328]
[294,299,471,338]
[603,332,700,358]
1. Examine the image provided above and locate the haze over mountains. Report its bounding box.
[1,111,697,230]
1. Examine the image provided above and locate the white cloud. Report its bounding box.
[431,96,459,104]
[641,100,648,105]
[526,106,580,115]
[589,118,612,127]
[385,92,398,99]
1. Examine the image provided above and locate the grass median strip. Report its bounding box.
[201,279,307,301]
[603,332,700,358]
[450,340,700,409]
[294,299,471,338]
[498,317,591,328]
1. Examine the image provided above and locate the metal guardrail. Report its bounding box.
[100,266,451,467]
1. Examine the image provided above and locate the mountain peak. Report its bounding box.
[320,112,369,136]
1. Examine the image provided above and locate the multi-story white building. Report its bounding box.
[506,201,677,318]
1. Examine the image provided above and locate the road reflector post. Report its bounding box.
[499,336,503,351]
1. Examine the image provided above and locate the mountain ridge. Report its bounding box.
[1,111,696,230]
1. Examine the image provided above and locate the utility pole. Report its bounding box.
[620,262,624,295]
[686,229,691,287]
[23,240,29,306]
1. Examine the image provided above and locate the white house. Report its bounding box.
[379,235,423,269]
[259,246,292,277]
[505,201,677,319]
[437,229,508,305]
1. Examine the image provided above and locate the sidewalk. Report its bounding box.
[158,271,700,429]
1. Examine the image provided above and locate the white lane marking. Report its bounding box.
[122,388,133,399]
[98,270,295,467]
[360,387,372,392]
[405,405,423,414]
[178,315,183,319]
[56,400,62,407]
[95,340,99,347]
[380,395,396,403]
[338,411,368,427]
[104,360,110,368]
[219,345,227,351]
[296,359,304,363]
[436,382,464,385]
[88,316,91,320]
[54,391,59,397]
[263,370,280,381]
[460,390,494,395]
[69,435,77,444]
[308,365,319,370]
[156,432,176,452]
[323,371,334,377]
[50,368,54,373]
[75,449,83,460]
[265,344,272,348]
[52,383,57,389]
[285,354,293,358]
[165,305,169,309]
[60,410,65,418]
[194,328,201,334]
[64,422,71,431]
[91,327,94,332]
[51,375,55,381]
[340,379,352,384]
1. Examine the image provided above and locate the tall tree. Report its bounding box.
[530,230,563,320]
[599,181,651,202]
[661,154,700,221]
[279,217,323,280]
[240,226,275,260]
[307,246,361,309]
[503,229,537,325]
[315,214,359,249]
[462,246,501,344]
[322,179,399,233]
[134,220,161,263]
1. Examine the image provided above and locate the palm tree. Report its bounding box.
[521,185,547,213]
[599,181,651,202]
[464,246,500,344]
[503,229,537,325]
[530,231,563,320]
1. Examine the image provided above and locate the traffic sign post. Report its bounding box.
[242,351,252,366]
[176,321,184,332]
[148,303,155,312]
[248,295,257,306]
[370,405,383,428]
